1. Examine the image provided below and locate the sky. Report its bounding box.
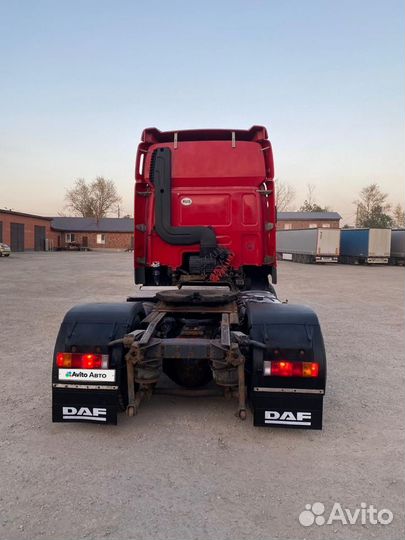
[0,0,404,224]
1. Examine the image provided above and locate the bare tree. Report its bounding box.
[275,179,296,211]
[299,183,329,212]
[90,177,122,221]
[305,183,316,207]
[65,179,94,217]
[354,183,392,228]
[392,203,405,228]
[64,177,122,220]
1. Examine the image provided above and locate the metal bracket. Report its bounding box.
[220,313,231,347]
[253,387,324,395]
[139,311,166,344]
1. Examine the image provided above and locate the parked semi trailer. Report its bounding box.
[340,228,391,264]
[389,229,405,265]
[52,126,327,429]
[277,228,340,263]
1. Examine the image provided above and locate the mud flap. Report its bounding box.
[52,388,118,425]
[252,392,323,429]
[52,302,144,425]
[247,302,326,429]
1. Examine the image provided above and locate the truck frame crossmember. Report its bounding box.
[121,291,248,419]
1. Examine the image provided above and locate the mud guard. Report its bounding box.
[246,302,327,429]
[52,302,144,425]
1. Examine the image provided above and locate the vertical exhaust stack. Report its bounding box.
[151,147,218,255]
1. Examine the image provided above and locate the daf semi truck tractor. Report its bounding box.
[52,126,327,429]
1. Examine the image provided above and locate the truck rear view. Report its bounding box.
[52,126,327,429]
[134,126,277,289]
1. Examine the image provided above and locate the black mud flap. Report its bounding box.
[246,301,327,430]
[52,302,144,425]
[52,388,118,425]
[252,392,323,429]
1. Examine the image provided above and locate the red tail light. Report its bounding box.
[56,353,108,369]
[263,360,319,378]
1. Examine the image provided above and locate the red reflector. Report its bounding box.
[269,361,319,378]
[56,353,106,369]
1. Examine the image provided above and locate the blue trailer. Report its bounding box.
[389,229,405,265]
[340,228,391,264]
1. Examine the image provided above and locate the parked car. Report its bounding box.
[0,243,11,257]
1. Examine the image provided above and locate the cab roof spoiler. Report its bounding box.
[141,125,268,144]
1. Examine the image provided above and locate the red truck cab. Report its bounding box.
[134,126,277,289]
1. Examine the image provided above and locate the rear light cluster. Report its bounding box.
[56,353,108,369]
[263,360,319,378]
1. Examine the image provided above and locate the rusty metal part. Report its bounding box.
[211,342,246,419]
[139,311,166,344]
[108,328,144,348]
[126,356,136,415]
[155,300,239,326]
[123,295,247,420]
[156,289,239,305]
[220,313,231,347]
[154,387,223,398]
[127,384,153,417]
[125,338,147,415]
[179,327,205,337]
[134,355,162,384]
[237,361,247,420]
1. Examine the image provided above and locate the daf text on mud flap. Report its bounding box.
[265,411,312,426]
[62,407,107,421]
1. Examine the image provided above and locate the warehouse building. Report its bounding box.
[0,211,134,252]
[0,209,59,251]
[2,209,340,252]
[277,211,341,230]
[51,217,134,250]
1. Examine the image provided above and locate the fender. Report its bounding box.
[52,302,144,424]
[246,301,327,429]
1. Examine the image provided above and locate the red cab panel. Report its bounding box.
[134,127,276,287]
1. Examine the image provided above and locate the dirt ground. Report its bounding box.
[0,252,404,540]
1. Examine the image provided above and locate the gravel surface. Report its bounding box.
[0,252,404,540]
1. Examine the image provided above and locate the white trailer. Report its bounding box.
[276,228,340,263]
